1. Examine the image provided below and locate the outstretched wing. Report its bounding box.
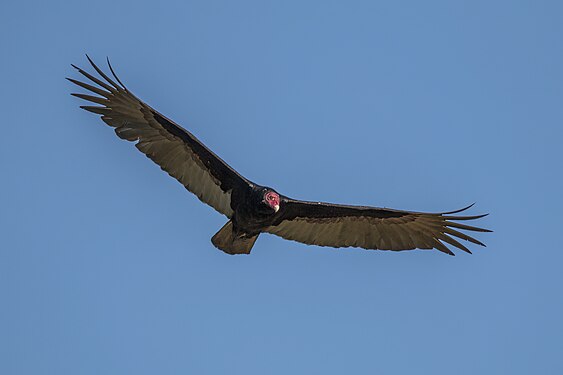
[68,56,252,217]
[266,200,491,255]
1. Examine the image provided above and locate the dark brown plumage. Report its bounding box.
[69,56,491,255]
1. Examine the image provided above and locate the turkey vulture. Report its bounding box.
[68,56,491,256]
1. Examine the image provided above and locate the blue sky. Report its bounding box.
[2,1,562,374]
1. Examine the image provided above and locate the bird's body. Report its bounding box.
[69,57,491,256]
[231,186,280,234]
[212,185,280,254]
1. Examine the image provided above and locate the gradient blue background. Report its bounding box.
[2,1,562,374]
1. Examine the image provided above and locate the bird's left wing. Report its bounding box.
[266,199,491,255]
[68,56,252,217]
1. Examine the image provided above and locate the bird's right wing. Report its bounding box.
[68,56,253,217]
[266,199,491,255]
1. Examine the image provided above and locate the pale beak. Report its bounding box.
[273,204,280,213]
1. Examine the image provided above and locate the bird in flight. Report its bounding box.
[68,56,491,256]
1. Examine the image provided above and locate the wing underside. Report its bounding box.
[267,201,490,255]
[68,56,252,217]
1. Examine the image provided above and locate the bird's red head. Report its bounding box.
[264,191,280,213]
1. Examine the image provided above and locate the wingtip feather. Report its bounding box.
[442,213,489,221]
[441,203,476,215]
[85,53,94,66]
[433,240,455,256]
[80,105,111,115]
[71,93,109,105]
[440,235,473,254]
[106,56,127,91]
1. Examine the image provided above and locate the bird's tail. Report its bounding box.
[211,220,258,255]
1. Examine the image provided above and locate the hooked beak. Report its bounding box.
[273,204,280,213]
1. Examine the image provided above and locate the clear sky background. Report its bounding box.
[1,1,562,374]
